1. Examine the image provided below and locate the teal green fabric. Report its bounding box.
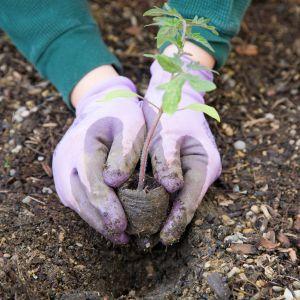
[0,0,121,108]
[168,0,251,69]
[0,1,250,107]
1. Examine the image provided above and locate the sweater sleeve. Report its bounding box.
[0,0,121,108]
[167,0,251,69]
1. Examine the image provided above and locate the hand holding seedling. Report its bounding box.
[101,5,221,245]
[52,78,146,244]
[143,55,221,245]
[53,4,221,246]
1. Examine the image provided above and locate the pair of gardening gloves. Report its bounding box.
[52,58,222,245]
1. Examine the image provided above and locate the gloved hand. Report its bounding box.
[52,76,145,244]
[143,59,222,245]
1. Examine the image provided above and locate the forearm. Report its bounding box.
[168,0,251,69]
[0,0,121,108]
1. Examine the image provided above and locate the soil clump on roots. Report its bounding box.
[118,174,169,237]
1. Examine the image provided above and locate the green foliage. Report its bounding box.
[185,74,216,92]
[143,4,221,118]
[143,4,182,19]
[159,76,185,114]
[144,4,217,53]
[98,89,140,102]
[104,5,221,123]
[186,16,218,35]
[186,61,219,74]
[186,32,214,52]
[183,103,220,122]
[145,53,183,73]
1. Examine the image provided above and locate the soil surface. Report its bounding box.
[0,0,299,299]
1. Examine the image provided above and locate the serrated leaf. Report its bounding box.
[143,7,167,17]
[162,3,182,18]
[186,61,219,75]
[187,32,214,52]
[144,53,156,58]
[183,103,220,122]
[98,89,139,102]
[156,25,178,48]
[161,76,185,114]
[187,75,216,92]
[171,53,183,67]
[156,17,182,27]
[144,5,182,19]
[186,17,218,35]
[156,54,182,73]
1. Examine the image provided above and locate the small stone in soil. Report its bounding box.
[234,140,246,150]
[224,232,247,243]
[233,184,240,192]
[22,196,31,204]
[11,144,22,154]
[206,272,231,300]
[42,187,53,194]
[265,112,275,120]
[9,169,16,176]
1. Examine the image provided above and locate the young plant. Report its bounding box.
[100,4,220,191]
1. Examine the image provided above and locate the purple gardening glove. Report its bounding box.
[144,59,222,245]
[52,76,145,244]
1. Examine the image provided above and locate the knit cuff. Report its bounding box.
[36,24,122,109]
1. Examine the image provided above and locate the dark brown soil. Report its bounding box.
[118,174,169,237]
[0,0,299,299]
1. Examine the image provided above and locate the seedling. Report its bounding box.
[100,4,220,238]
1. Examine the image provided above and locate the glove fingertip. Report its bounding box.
[160,202,188,246]
[107,232,130,245]
[103,168,130,188]
[159,176,184,193]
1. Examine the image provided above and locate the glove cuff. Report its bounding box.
[76,76,137,116]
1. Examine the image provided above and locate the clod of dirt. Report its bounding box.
[206,272,231,300]
[118,175,169,236]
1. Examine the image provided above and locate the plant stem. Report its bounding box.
[181,19,187,48]
[137,107,163,191]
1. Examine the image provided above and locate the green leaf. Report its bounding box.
[155,17,182,27]
[143,7,167,17]
[186,61,219,75]
[187,33,214,52]
[162,4,182,19]
[183,103,220,122]
[98,89,140,102]
[156,54,182,73]
[186,17,218,35]
[156,25,178,48]
[161,76,185,114]
[143,5,182,19]
[144,53,156,58]
[187,74,216,92]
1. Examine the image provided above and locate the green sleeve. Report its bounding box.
[0,0,121,108]
[168,0,251,69]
